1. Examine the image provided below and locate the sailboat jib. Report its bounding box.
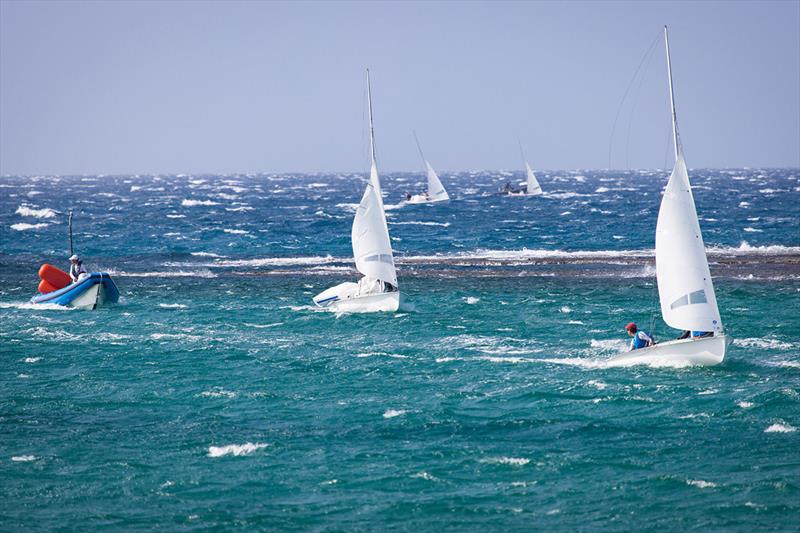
[425,161,449,201]
[407,131,449,203]
[655,154,722,334]
[525,162,543,195]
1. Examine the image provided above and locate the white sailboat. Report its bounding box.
[611,26,730,366]
[312,69,400,313]
[406,132,449,204]
[501,141,543,196]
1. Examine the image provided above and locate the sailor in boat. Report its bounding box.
[357,276,398,296]
[625,322,655,351]
[69,254,88,282]
[500,181,520,194]
[677,330,714,340]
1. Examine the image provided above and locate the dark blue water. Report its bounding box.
[1,169,799,530]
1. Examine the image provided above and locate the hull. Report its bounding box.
[406,194,447,204]
[609,334,730,367]
[313,281,400,313]
[31,273,120,310]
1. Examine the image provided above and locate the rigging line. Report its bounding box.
[413,130,427,170]
[624,43,658,170]
[607,30,662,170]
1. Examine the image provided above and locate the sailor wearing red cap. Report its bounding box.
[625,322,654,351]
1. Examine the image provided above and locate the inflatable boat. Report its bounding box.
[30,264,119,310]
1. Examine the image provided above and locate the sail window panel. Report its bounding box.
[670,289,708,310]
[689,289,707,304]
[363,254,394,265]
[670,294,689,310]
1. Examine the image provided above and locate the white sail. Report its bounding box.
[412,132,449,202]
[518,140,543,195]
[655,26,722,335]
[351,70,397,287]
[425,161,449,201]
[525,162,543,195]
[655,155,721,333]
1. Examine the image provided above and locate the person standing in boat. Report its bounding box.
[625,322,654,351]
[69,254,88,282]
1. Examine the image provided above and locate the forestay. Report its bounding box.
[655,153,722,334]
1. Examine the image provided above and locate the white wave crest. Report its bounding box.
[687,479,718,489]
[11,455,36,462]
[390,221,451,227]
[181,199,219,207]
[0,302,71,311]
[16,205,57,218]
[207,442,268,457]
[11,222,49,231]
[764,423,796,433]
[115,270,217,278]
[213,255,335,268]
[158,303,188,309]
[383,409,407,419]
[734,338,793,350]
[480,457,530,466]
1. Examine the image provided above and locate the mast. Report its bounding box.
[664,25,681,161]
[68,210,74,256]
[517,138,527,166]
[413,130,426,167]
[366,69,376,166]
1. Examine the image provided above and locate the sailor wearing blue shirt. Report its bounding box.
[625,322,654,351]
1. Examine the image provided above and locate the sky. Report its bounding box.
[1,0,798,175]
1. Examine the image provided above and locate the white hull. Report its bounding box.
[313,282,400,313]
[505,191,541,197]
[406,194,447,204]
[609,334,730,367]
[69,283,102,310]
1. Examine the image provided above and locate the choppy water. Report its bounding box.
[2,169,799,530]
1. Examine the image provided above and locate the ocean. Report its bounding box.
[1,168,799,530]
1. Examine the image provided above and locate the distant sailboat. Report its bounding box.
[500,140,542,196]
[611,26,730,366]
[312,69,400,312]
[406,131,449,204]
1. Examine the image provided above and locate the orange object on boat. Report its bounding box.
[38,264,71,292]
[38,279,60,294]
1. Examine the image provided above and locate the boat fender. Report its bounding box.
[38,264,71,291]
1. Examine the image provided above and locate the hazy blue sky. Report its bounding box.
[1,0,798,175]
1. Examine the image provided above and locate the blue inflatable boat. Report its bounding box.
[30,273,120,309]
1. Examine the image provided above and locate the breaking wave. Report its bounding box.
[15,205,57,218]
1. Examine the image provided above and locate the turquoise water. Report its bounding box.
[2,170,799,529]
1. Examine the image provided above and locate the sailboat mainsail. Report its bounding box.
[655,26,722,335]
[352,70,398,287]
[413,132,449,202]
[519,141,543,195]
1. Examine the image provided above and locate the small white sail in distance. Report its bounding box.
[352,69,398,287]
[414,131,449,202]
[655,26,722,335]
[518,140,543,195]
